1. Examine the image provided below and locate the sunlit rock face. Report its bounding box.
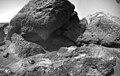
[1,44,116,76]
[77,12,120,47]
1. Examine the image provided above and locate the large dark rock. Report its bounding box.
[5,0,76,51]
[21,11,84,51]
[63,11,86,42]
[1,44,117,76]
[77,12,120,47]
[6,0,75,41]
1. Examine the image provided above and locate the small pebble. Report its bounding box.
[3,52,9,58]
[29,60,35,64]
[0,49,3,52]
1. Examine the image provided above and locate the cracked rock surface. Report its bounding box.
[6,0,78,51]
[0,0,120,76]
[77,12,120,47]
[0,44,117,76]
[7,0,75,41]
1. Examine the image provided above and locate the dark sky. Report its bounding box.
[0,0,120,22]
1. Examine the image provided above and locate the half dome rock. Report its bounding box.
[6,0,75,41]
[77,12,120,47]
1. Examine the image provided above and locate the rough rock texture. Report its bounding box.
[1,0,120,75]
[5,0,77,51]
[7,0,75,41]
[4,34,46,58]
[77,12,120,47]
[21,11,86,51]
[0,23,9,46]
[0,33,46,75]
[0,44,117,76]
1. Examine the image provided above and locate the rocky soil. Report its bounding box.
[0,0,120,76]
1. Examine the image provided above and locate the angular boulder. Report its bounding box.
[77,12,120,47]
[6,0,75,41]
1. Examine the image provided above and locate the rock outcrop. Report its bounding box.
[4,34,46,58]
[6,0,78,51]
[0,0,120,75]
[77,12,120,47]
[7,0,75,41]
[22,27,75,51]
[21,11,86,51]
[0,44,117,76]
